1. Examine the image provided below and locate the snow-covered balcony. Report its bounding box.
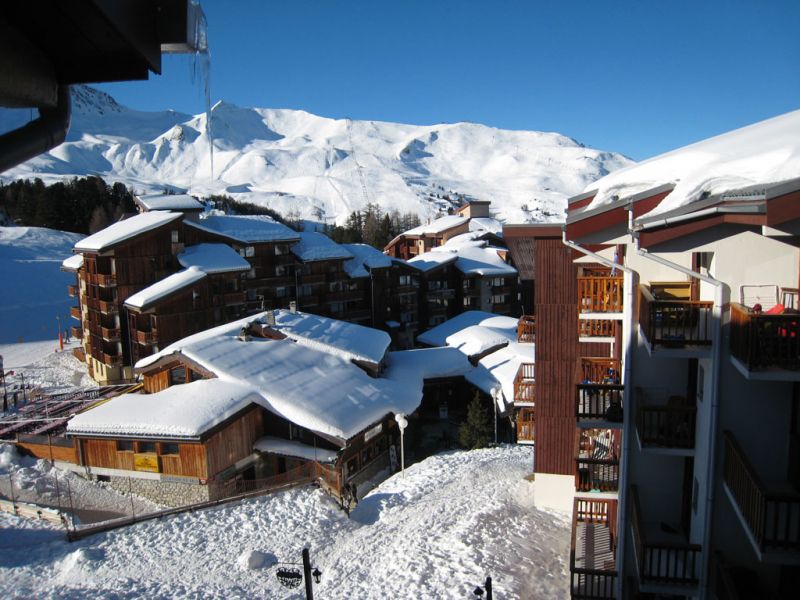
[578,275,623,342]
[639,283,713,356]
[630,485,702,592]
[723,431,800,561]
[570,497,618,599]
[517,314,535,343]
[730,303,800,380]
[513,362,535,406]
[515,407,534,444]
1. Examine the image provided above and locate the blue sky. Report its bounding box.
[97,0,800,161]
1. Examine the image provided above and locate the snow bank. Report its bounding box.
[585,109,800,217]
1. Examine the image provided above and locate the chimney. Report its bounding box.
[265,310,276,326]
[289,300,297,313]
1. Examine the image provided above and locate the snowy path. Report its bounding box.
[0,446,570,599]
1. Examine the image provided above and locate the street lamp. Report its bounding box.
[491,386,500,445]
[395,413,408,477]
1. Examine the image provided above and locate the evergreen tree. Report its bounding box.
[459,393,493,449]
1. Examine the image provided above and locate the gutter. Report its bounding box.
[636,204,764,231]
[632,212,725,600]
[562,231,637,600]
[0,84,71,174]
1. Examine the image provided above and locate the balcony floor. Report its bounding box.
[575,521,615,571]
[730,355,800,382]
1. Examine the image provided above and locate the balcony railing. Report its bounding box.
[102,352,122,367]
[91,273,117,287]
[637,403,696,449]
[517,315,535,343]
[70,325,83,339]
[730,303,800,372]
[578,276,624,314]
[630,485,701,587]
[97,300,118,314]
[134,329,158,345]
[70,306,81,320]
[514,363,535,404]
[570,497,617,599]
[578,319,617,338]
[639,285,713,349]
[575,458,620,493]
[723,431,800,553]
[516,407,535,443]
[223,291,247,305]
[576,384,624,423]
[580,358,621,385]
[100,326,121,341]
[67,284,78,297]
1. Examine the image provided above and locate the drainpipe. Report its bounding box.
[632,228,724,600]
[0,84,71,174]
[563,231,637,600]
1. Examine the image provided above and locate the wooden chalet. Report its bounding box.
[384,214,470,260]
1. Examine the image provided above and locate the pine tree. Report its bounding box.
[459,393,492,449]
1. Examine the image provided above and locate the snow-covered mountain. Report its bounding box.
[0,86,633,224]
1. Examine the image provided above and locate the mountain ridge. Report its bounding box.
[0,85,633,224]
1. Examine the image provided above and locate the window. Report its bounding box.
[330,302,345,314]
[463,279,474,290]
[169,366,186,385]
[275,265,294,277]
[187,369,202,382]
[399,275,411,286]
[697,365,705,402]
[138,441,157,454]
[276,286,287,298]
[298,284,313,297]
[275,243,289,255]
[346,455,360,476]
[329,281,342,292]
[463,297,473,307]
[245,246,255,258]
[171,230,179,243]
[491,294,508,305]
[160,443,179,456]
[492,277,505,287]
[117,440,133,452]
[248,268,256,279]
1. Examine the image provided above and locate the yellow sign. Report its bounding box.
[134,453,160,473]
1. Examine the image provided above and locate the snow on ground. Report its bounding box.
[0,226,83,344]
[0,340,94,391]
[0,445,569,599]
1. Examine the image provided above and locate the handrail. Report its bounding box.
[576,384,624,422]
[517,314,535,343]
[639,284,714,348]
[637,404,696,449]
[730,302,800,371]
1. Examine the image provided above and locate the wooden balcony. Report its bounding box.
[580,358,620,384]
[630,485,701,588]
[514,363,535,405]
[97,300,118,314]
[70,325,83,339]
[102,352,122,367]
[578,276,624,314]
[134,329,158,345]
[570,497,617,599]
[730,303,800,374]
[100,326,120,341]
[639,285,713,350]
[516,407,535,444]
[72,347,86,362]
[578,319,617,339]
[70,305,81,320]
[636,400,696,450]
[575,458,619,493]
[517,314,535,343]
[223,291,247,305]
[576,384,624,424]
[67,284,78,297]
[723,431,800,555]
[90,273,117,287]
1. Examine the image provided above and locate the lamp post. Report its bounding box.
[491,387,499,445]
[395,413,408,477]
[56,315,63,351]
[473,576,493,600]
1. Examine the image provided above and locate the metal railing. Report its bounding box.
[637,404,696,449]
[723,431,800,552]
[730,303,800,371]
[639,285,713,349]
[575,458,619,492]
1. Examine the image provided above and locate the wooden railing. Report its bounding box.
[580,358,621,384]
[517,315,536,343]
[578,276,624,314]
[70,325,83,339]
[223,291,247,305]
[516,408,535,442]
[576,384,624,423]
[639,285,713,348]
[723,431,800,552]
[630,485,701,587]
[91,273,117,286]
[578,319,617,338]
[570,497,617,599]
[637,404,696,449]
[575,458,620,492]
[730,303,800,371]
[97,300,118,314]
[102,352,122,367]
[70,305,81,320]
[514,363,535,404]
[100,326,121,341]
[67,284,78,297]
[135,329,158,344]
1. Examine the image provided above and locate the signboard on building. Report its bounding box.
[364,423,382,442]
[134,453,160,473]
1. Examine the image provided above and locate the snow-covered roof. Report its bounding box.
[445,325,510,357]
[404,215,468,236]
[67,379,258,439]
[469,217,503,236]
[407,250,458,273]
[74,211,182,252]
[438,231,488,251]
[440,245,517,276]
[188,214,299,244]
[124,267,206,310]
[254,436,338,463]
[384,347,473,384]
[417,311,518,348]
[136,194,203,212]
[342,243,393,278]
[584,109,800,219]
[61,254,84,271]
[271,309,390,365]
[291,232,353,262]
[134,312,402,441]
[178,243,251,274]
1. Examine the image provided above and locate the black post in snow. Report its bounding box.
[302,547,314,600]
[485,576,493,600]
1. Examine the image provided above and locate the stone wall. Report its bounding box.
[109,475,211,507]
